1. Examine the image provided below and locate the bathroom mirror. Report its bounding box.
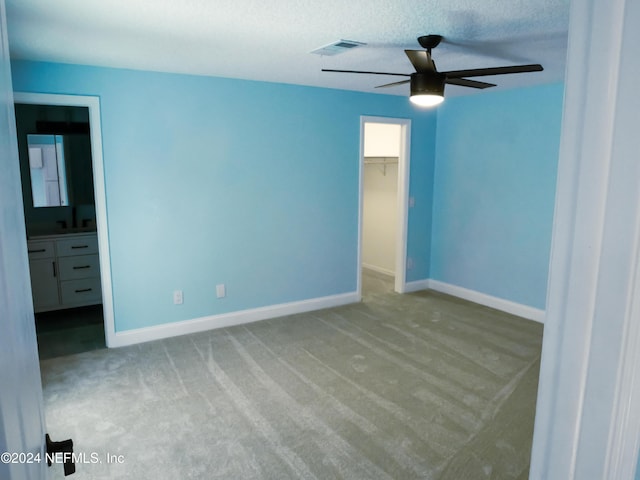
[27,134,70,208]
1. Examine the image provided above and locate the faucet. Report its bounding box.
[56,220,67,230]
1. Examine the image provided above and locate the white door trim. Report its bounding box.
[528,0,640,477]
[14,92,116,348]
[357,116,411,296]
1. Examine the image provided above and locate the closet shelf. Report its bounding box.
[364,156,399,165]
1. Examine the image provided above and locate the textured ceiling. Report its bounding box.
[5,0,570,98]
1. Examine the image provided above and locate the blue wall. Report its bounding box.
[431,83,564,309]
[11,61,436,332]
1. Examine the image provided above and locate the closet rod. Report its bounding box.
[363,156,399,165]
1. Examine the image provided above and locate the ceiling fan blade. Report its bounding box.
[322,69,409,77]
[445,78,496,89]
[404,50,436,73]
[375,79,411,89]
[443,64,543,79]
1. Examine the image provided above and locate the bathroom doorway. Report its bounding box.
[14,92,115,356]
[358,116,411,298]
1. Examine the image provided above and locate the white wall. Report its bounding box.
[363,123,401,157]
[362,123,401,275]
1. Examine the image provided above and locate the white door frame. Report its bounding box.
[14,92,116,348]
[357,116,411,297]
[529,0,640,477]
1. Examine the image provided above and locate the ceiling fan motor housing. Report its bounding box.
[417,35,443,51]
[410,72,446,97]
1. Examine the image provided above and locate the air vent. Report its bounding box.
[310,39,366,56]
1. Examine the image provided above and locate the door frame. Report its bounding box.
[14,92,116,348]
[357,116,411,297]
[528,0,640,477]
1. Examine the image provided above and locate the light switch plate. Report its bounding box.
[173,290,183,305]
[216,284,226,298]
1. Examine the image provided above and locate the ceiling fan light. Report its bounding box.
[410,94,444,107]
[410,72,445,108]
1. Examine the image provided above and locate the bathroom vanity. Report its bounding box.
[27,231,102,312]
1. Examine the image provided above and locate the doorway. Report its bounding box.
[358,116,411,298]
[14,92,115,353]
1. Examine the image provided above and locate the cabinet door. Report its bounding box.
[28,258,60,311]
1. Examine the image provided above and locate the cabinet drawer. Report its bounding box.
[56,236,98,257]
[58,254,100,281]
[60,277,102,305]
[27,241,55,260]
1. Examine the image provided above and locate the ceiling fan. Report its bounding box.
[322,35,543,107]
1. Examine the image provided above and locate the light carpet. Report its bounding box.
[41,277,542,479]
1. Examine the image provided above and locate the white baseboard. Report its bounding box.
[404,279,431,293]
[109,292,359,348]
[426,279,545,323]
[362,263,395,276]
[109,279,544,348]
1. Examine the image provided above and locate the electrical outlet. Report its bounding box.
[216,284,226,298]
[409,196,416,207]
[173,290,183,305]
[407,257,414,270]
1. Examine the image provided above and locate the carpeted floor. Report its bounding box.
[40,271,543,479]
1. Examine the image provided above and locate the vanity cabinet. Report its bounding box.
[27,232,102,312]
[27,240,59,311]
